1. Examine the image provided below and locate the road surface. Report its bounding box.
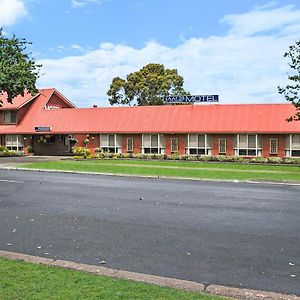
[0,169,299,295]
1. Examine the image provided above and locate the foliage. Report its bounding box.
[69,137,78,145]
[107,63,189,106]
[0,29,41,106]
[27,145,33,153]
[278,40,300,121]
[72,146,91,158]
[83,138,89,146]
[0,145,18,157]
[72,151,300,165]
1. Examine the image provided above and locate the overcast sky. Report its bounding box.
[1,0,300,107]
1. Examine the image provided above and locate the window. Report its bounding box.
[219,138,226,154]
[4,110,17,124]
[127,138,133,152]
[45,135,55,145]
[285,134,300,157]
[186,134,212,155]
[142,134,165,154]
[171,138,178,153]
[234,134,262,156]
[270,139,278,155]
[37,135,55,145]
[5,135,24,151]
[100,134,122,153]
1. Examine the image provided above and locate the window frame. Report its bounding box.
[285,134,300,157]
[3,110,17,124]
[219,138,226,155]
[99,134,122,153]
[142,134,165,154]
[234,134,262,156]
[186,134,212,155]
[270,139,278,155]
[170,138,179,153]
[5,134,24,151]
[127,137,134,153]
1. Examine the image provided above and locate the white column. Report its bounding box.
[255,134,258,156]
[142,134,144,154]
[187,134,190,155]
[290,134,292,157]
[204,134,207,155]
[158,134,160,154]
[237,134,239,156]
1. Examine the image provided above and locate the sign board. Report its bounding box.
[34,126,52,132]
[164,95,219,104]
[45,105,61,110]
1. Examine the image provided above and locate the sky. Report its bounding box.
[1,0,300,107]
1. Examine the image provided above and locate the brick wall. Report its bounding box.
[121,134,142,154]
[262,134,286,157]
[33,135,69,155]
[164,134,186,155]
[46,93,74,109]
[74,133,100,154]
[211,134,235,156]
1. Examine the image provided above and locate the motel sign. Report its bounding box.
[164,95,219,104]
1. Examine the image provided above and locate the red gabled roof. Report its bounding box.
[0,91,40,110]
[1,99,299,134]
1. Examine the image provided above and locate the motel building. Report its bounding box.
[0,88,300,157]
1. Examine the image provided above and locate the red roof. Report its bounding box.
[0,90,299,134]
[0,91,40,110]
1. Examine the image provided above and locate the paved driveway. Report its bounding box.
[0,169,299,296]
[0,156,68,167]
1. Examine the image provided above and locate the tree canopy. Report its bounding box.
[278,40,300,121]
[107,63,189,106]
[0,29,41,106]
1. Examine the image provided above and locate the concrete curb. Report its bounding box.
[0,250,299,300]
[1,166,300,187]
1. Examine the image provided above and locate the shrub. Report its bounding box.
[267,157,283,164]
[0,146,19,157]
[249,157,268,164]
[27,145,33,153]
[187,155,198,161]
[72,146,90,158]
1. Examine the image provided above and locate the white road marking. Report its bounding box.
[0,179,24,184]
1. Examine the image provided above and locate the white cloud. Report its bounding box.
[0,0,27,27]
[38,4,300,107]
[70,0,105,8]
[222,4,300,36]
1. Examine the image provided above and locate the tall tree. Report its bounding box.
[0,29,41,106]
[278,40,300,121]
[107,63,189,106]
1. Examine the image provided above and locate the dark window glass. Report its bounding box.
[292,150,300,157]
[198,149,206,155]
[189,148,197,155]
[239,149,247,155]
[10,111,17,123]
[248,149,256,156]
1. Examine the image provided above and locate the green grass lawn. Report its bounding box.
[19,159,300,182]
[0,258,226,300]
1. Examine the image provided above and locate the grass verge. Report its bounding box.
[19,159,300,182]
[0,257,226,300]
